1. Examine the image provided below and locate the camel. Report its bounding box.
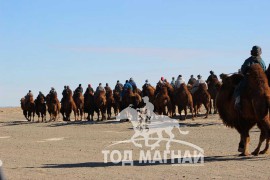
[60,89,77,121]
[94,91,107,121]
[84,90,95,121]
[106,89,115,119]
[46,93,61,121]
[20,94,35,121]
[121,88,142,110]
[73,91,84,121]
[207,77,221,114]
[154,86,172,116]
[35,96,46,122]
[175,83,194,120]
[113,90,121,116]
[142,84,155,104]
[217,64,270,156]
[192,83,211,118]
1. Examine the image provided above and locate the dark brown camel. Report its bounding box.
[217,64,270,156]
[113,90,121,116]
[46,93,61,121]
[192,83,211,118]
[207,77,221,114]
[84,90,95,121]
[73,91,84,121]
[60,89,77,121]
[94,90,107,121]
[175,83,194,120]
[106,89,115,119]
[35,96,46,122]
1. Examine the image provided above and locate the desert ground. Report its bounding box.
[0,107,270,180]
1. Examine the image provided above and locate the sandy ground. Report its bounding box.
[0,107,270,180]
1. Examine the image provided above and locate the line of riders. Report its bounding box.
[20,45,270,157]
[21,69,222,123]
[20,45,266,124]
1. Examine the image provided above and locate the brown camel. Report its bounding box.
[20,96,35,121]
[35,96,46,122]
[60,89,77,121]
[84,90,95,121]
[192,83,211,118]
[207,77,221,114]
[94,91,107,121]
[175,83,194,120]
[113,90,121,116]
[154,86,172,116]
[217,64,270,156]
[46,93,61,121]
[122,88,142,110]
[106,89,115,119]
[73,91,84,121]
[163,82,176,116]
[20,94,35,121]
[142,84,156,104]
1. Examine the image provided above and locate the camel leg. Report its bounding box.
[184,107,187,120]
[190,103,194,120]
[209,99,212,114]
[260,138,270,154]
[213,98,217,114]
[178,106,182,120]
[239,133,251,156]
[252,132,266,156]
[203,102,209,119]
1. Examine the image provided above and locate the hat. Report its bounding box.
[251,45,262,56]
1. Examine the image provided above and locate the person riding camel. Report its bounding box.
[114,80,123,92]
[121,80,133,100]
[61,86,67,103]
[191,75,207,94]
[25,90,33,102]
[188,75,196,85]
[142,79,151,89]
[37,91,45,101]
[234,45,266,111]
[105,83,112,92]
[170,77,176,88]
[84,84,94,96]
[206,71,218,84]
[49,87,57,96]
[75,84,83,94]
[95,83,106,97]
[105,83,112,98]
[154,77,165,96]
[129,78,137,93]
[175,75,186,89]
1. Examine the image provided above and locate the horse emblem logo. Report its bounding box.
[114,97,189,150]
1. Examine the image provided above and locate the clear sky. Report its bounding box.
[0,0,269,106]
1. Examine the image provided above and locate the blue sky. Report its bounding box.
[0,0,269,106]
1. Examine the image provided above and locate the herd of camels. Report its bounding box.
[20,64,270,156]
